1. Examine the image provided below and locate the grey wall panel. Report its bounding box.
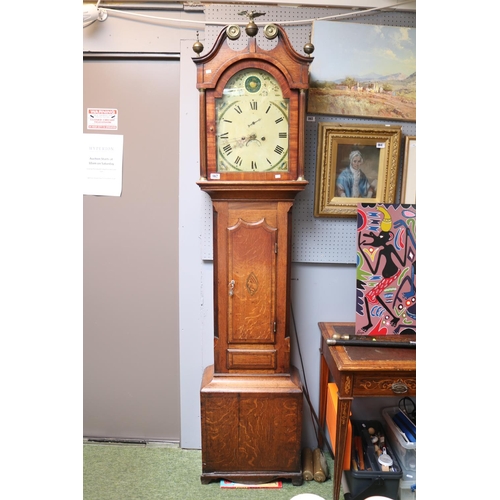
[83,59,181,440]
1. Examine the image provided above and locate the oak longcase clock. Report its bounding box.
[193,16,313,485]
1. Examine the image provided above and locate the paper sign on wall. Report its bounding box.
[83,133,123,196]
[87,108,118,130]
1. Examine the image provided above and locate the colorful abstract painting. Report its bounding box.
[356,204,416,335]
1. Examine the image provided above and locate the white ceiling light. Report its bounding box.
[83,3,108,28]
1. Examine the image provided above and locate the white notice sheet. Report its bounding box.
[83,133,123,196]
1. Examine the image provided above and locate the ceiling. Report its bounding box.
[93,1,416,12]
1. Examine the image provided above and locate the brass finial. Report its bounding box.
[238,10,265,37]
[192,31,204,54]
[304,32,314,55]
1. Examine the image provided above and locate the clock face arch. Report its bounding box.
[216,68,289,173]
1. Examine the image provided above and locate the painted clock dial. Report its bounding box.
[216,68,289,172]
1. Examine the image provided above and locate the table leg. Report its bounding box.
[333,394,352,500]
[318,354,329,449]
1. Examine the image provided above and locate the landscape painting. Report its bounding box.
[308,21,416,121]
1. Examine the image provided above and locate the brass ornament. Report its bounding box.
[245,20,258,37]
[304,32,314,55]
[226,25,241,40]
[192,31,204,54]
[304,41,315,55]
[239,10,265,37]
[263,24,278,40]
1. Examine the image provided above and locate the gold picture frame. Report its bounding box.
[314,123,402,217]
[401,135,416,204]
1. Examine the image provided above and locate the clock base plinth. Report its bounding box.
[200,365,303,486]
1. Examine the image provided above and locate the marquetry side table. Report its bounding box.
[318,322,416,500]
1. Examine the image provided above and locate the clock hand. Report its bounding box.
[248,118,261,127]
[218,135,252,148]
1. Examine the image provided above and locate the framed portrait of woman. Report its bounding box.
[334,145,380,199]
[314,123,402,217]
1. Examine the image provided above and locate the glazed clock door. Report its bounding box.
[216,68,289,173]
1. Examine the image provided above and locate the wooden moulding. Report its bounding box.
[201,364,302,393]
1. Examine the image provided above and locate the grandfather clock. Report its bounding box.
[192,14,313,485]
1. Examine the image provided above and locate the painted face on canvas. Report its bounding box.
[351,154,363,170]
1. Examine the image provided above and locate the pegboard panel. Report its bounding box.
[201,4,416,263]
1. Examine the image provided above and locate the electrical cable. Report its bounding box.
[290,301,334,460]
[398,396,416,425]
[88,1,415,29]
[290,301,316,438]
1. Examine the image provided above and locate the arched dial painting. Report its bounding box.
[216,68,289,173]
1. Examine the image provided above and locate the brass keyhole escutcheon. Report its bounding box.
[391,380,408,394]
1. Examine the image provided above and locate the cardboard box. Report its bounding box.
[325,383,352,471]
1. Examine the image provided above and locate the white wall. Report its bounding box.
[290,262,356,447]
[178,39,213,449]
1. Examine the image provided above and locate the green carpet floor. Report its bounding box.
[83,442,342,500]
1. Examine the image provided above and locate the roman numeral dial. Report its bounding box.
[216,69,289,173]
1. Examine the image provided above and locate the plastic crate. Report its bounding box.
[397,451,416,500]
[399,477,416,500]
[343,419,402,500]
[381,407,416,471]
[382,407,416,499]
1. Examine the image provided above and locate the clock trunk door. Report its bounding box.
[227,217,277,370]
[213,201,292,374]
